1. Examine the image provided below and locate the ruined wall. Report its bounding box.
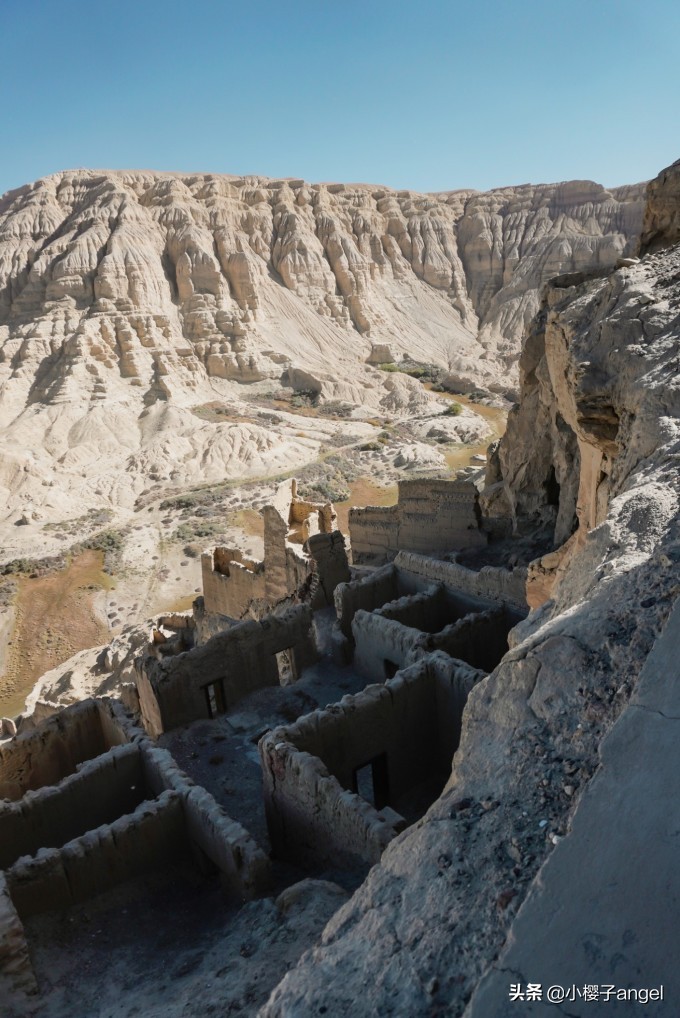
[346,505,400,565]
[394,551,529,611]
[260,655,483,871]
[334,564,399,639]
[0,744,146,870]
[375,584,449,633]
[0,699,130,802]
[201,548,265,619]
[0,696,269,934]
[306,531,351,609]
[263,505,292,604]
[6,791,187,920]
[0,872,36,998]
[140,741,270,899]
[137,604,317,736]
[335,557,523,655]
[199,482,347,623]
[349,479,486,565]
[421,607,516,673]
[352,600,516,679]
[352,612,423,680]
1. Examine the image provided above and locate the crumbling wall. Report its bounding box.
[395,551,529,611]
[263,505,293,603]
[137,604,317,736]
[0,700,118,801]
[0,744,146,870]
[347,505,400,565]
[334,564,399,639]
[200,481,346,622]
[0,872,36,998]
[140,741,270,899]
[260,655,483,871]
[6,790,187,920]
[191,597,232,645]
[349,479,486,565]
[417,607,516,673]
[397,479,486,555]
[283,543,314,600]
[375,584,449,633]
[352,600,515,680]
[352,611,423,680]
[201,547,265,619]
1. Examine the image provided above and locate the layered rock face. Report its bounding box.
[0,170,643,394]
[0,170,643,538]
[484,163,680,606]
[259,165,680,1016]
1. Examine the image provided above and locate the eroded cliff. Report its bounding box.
[0,170,643,539]
[259,163,680,1016]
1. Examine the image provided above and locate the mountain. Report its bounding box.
[0,169,644,550]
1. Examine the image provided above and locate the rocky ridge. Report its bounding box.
[0,170,643,552]
[259,163,680,1015]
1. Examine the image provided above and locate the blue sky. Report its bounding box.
[2,0,678,197]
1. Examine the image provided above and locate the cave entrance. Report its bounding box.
[545,465,561,507]
[384,659,399,679]
[352,753,389,811]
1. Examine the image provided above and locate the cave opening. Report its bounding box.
[545,465,561,507]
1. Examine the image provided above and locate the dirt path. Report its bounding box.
[0,551,111,718]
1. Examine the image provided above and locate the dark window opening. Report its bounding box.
[384,659,399,679]
[352,753,389,811]
[203,680,226,719]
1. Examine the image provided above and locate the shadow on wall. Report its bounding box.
[259,652,485,874]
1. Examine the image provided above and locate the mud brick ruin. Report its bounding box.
[349,477,487,565]
[0,474,527,997]
[200,479,350,629]
[0,699,269,995]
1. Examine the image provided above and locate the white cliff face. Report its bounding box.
[0,169,643,543]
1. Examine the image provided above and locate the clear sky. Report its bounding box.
[2,0,679,198]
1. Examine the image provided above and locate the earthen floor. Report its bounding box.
[160,651,370,861]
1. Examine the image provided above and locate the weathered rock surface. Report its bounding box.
[639,157,680,254]
[0,170,643,548]
[259,165,680,1016]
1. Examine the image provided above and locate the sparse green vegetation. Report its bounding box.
[289,389,318,409]
[0,577,17,607]
[2,554,67,578]
[442,402,463,417]
[378,362,399,372]
[174,519,226,544]
[74,528,127,572]
[298,454,358,505]
[44,508,113,537]
[316,401,353,418]
[160,492,216,512]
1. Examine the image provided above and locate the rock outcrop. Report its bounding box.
[259,162,680,1016]
[0,172,642,528]
[0,170,643,396]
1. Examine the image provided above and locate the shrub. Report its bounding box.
[442,402,463,417]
